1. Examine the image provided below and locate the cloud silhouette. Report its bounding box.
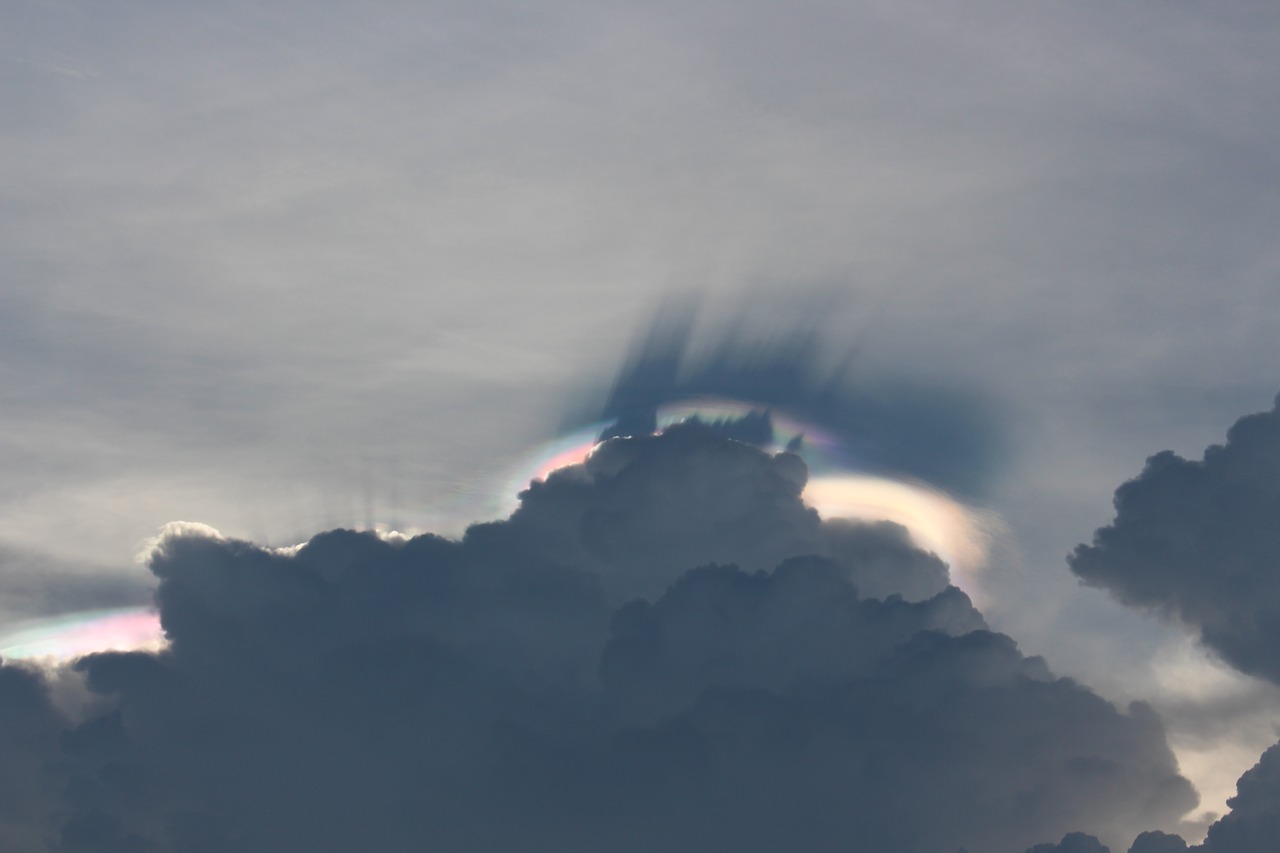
[0,426,1199,851]
[0,664,68,850]
[1120,740,1280,852]
[1070,396,1280,685]
[1128,829,1189,852]
[1022,833,1111,853]
[1187,741,1280,852]
[1058,395,1280,853]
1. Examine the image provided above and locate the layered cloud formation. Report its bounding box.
[0,426,1196,852]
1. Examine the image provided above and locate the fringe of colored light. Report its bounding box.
[498,399,996,599]
[502,398,854,513]
[0,607,163,661]
[802,475,999,599]
[656,397,856,471]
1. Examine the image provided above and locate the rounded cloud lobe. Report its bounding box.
[2,427,1193,851]
[1196,743,1280,852]
[1068,395,1280,853]
[1070,395,1280,687]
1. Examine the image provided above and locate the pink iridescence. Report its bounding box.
[0,607,163,661]
[502,400,994,600]
[1,400,993,662]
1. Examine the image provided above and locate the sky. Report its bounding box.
[2,1,1280,850]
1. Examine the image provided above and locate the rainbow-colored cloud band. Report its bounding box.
[0,607,162,662]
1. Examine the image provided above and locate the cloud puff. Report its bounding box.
[1128,830,1190,852]
[1,428,1193,851]
[1022,833,1111,853]
[495,423,823,602]
[1061,395,1280,853]
[493,422,951,604]
[1123,741,1280,853]
[1069,396,1280,685]
[1188,741,1280,852]
[0,663,69,850]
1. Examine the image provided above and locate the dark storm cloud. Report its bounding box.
[1191,742,1280,852]
[1069,395,1280,685]
[1128,831,1190,853]
[589,295,1005,499]
[0,428,1193,851]
[598,559,986,726]
[0,663,68,850]
[1055,394,1280,853]
[1021,833,1110,853]
[1122,741,1280,853]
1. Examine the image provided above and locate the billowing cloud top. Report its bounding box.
[0,427,1196,852]
[1071,396,1280,685]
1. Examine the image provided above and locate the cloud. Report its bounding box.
[599,558,985,726]
[1053,394,1280,852]
[1120,740,1280,853]
[1129,831,1189,853]
[1069,395,1280,685]
[1022,833,1111,853]
[0,427,1197,851]
[0,663,70,850]
[588,293,1006,499]
[492,421,955,604]
[1,2,1278,849]
[1188,741,1280,853]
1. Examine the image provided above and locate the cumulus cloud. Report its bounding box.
[0,427,1196,851]
[1058,395,1280,853]
[1120,741,1280,853]
[0,663,69,850]
[1022,833,1111,853]
[1069,395,1280,685]
[1128,831,1190,853]
[494,421,952,604]
[1185,742,1280,853]
[824,518,952,602]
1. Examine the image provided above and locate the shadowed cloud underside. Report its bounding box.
[0,427,1195,851]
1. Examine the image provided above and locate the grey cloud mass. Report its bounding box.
[1117,741,1280,853]
[1192,743,1280,852]
[1021,834,1111,853]
[0,666,66,850]
[1064,397,1280,852]
[1070,396,1280,685]
[0,429,1195,851]
[4,0,1280,850]
[1128,831,1189,853]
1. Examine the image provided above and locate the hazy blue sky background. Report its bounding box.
[4,0,1280,835]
